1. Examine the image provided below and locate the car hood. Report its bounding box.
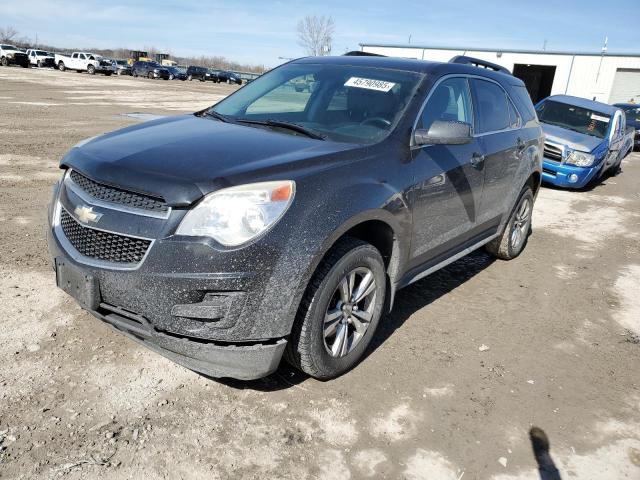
[541,122,604,152]
[61,115,358,206]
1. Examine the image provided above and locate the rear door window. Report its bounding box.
[470,79,510,134]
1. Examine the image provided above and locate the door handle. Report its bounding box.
[470,153,485,168]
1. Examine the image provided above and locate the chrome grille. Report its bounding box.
[60,208,151,264]
[69,170,168,213]
[543,143,563,162]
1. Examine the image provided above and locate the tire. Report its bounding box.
[0,57,5,67]
[22,63,29,68]
[104,72,112,76]
[87,64,95,75]
[37,60,42,68]
[485,185,534,260]
[117,69,121,75]
[148,72,154,79]
[58,61,65,71]
[188,75,192,81]
[285,237,386,379]
[169,74,174,80]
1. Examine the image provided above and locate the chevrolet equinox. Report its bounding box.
[48,54,543,380]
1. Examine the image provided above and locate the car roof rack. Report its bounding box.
[449,55,511,75]
[343,51,386,57]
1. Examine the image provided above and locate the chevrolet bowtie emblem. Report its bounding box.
[74,205,102,224]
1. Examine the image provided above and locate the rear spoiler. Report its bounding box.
[449,55,511,75]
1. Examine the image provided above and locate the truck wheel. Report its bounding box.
[87,64,95,75]
[148,72,154,79]
[58,61,65,71]
[187,74,192,81]
[485,185,534,260]
[104,72,112,76]
[37,60,42,68]
[22,62,29,68]
[2,57,9,67]
[285,237,386,379]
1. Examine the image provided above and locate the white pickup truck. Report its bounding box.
[54,52,115,75]
[26,49,55,68]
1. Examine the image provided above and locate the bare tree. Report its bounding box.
[0,26,19,43]
[297,15,334,57]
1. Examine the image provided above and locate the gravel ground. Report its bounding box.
[1,66,639,480]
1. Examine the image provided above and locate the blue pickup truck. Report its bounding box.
[536,95,634,188]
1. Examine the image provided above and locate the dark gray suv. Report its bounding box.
[48,54,543,380]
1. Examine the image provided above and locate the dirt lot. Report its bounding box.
[1,66,639,480]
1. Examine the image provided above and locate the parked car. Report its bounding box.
[613,103,640,150]
[55,52,115,75]
[0,44,29,67]
[166,66,187,81]
[131,61,170,80]
[47,54,542,380]
[537,95,634,188]
[114,59,132,76]
[217,70,242,85]
[26,49,55,68]
[186,65,208,81]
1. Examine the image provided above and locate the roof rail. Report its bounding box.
[449,55,511,75]
[343,51,386,57]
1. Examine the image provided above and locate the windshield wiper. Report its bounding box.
[201,110,232,123]
[235,118,325,140]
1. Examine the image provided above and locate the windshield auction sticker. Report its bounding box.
[344,77,396,92]
[591,113,610,122]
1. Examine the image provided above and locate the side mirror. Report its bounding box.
[414,120,472,146]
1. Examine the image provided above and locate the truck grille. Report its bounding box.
[70,170,168,213]
[543,143,563,162]
[60,208,151,264]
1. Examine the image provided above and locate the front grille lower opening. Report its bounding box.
[60,207,151,264]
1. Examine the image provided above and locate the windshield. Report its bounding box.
[1,45,18,50]
[35,50,48,55]
[210,63,423,144]
[536,100,610,139]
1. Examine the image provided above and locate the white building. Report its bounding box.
[360,43,640,105]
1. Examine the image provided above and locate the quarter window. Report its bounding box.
[471,79,510,133]
[419,77,472,131]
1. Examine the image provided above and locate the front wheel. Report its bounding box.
[37,60,42,68]
[0,57,6,67]
[187,74,192,81]
[485,185,534,260]
[87,64,95,75]
[286,237,386,379]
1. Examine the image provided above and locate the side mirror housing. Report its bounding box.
[414,120,472,146]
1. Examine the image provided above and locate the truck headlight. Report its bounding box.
[565,150,595,167]
[176,181,295,246]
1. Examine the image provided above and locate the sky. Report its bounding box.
[1,0,639,68]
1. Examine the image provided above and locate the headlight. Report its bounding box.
[565,150,595,167]
[176,181,295,246]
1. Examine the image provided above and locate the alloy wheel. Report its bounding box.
[510,197,532,250]
[323,267,377,358]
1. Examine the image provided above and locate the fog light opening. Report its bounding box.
[568,174,578,183]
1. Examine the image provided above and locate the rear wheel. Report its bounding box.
[485,185,534,260]
[286,237,386,379]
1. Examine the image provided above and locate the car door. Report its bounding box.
[607,111,624,167]
[407,76,486,271]
[469,78,521,225]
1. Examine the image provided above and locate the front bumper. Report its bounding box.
[541,157,600,189]
[48,228,288,379]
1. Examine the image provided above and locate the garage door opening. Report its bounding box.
[512,64,556,104]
